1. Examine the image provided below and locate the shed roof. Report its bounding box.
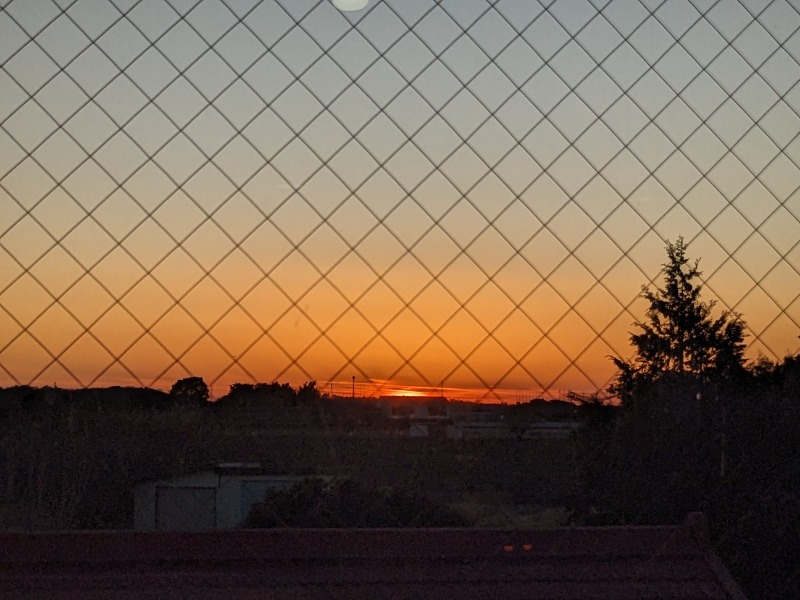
[0,514,745,599]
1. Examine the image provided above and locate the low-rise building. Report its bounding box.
[134,463,316,531]
[376,395,450,419]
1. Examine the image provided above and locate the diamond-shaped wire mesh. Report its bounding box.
[2,0,800,400]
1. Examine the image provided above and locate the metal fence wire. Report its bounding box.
[1,0,800,400]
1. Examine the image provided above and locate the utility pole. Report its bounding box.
[352,375,355,398]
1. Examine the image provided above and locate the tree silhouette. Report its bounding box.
[169,376,209,406]
[610,237,746,404]
[296,380,321,402]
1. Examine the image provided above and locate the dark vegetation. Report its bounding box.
[575,368,800,598]
[1,237,797,597]
[243,478,468,528]
[574,237,799,599]
[0,382,574,532]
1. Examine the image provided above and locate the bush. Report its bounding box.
[243,478,469,528]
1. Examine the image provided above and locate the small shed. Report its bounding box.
[134,463,313,531]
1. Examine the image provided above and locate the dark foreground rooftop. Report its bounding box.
[0,514,745,599]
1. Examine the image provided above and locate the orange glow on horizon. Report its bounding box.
[384,389,428,398]
[2,250,796,399]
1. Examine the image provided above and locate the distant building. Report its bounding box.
[446,420,509,439]
[374,396,450,436]
[373,397,578,439]
[376,396,450,419]
[446,420,578,440]
[133,463,316,531]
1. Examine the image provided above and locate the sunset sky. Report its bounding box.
[2,0,800,400]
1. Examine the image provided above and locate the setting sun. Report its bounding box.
[388,389,428,398]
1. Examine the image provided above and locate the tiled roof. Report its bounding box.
[0,514,745,599]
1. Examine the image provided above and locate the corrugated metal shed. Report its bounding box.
[0,514,746,599]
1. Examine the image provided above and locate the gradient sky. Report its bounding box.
[2,0,800,400]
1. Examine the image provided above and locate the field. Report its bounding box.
[0,390,576,530]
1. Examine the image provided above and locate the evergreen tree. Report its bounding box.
[610,237,746,404]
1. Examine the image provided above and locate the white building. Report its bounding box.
[133,463,314,531]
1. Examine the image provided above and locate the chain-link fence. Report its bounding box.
[2,0,800,400]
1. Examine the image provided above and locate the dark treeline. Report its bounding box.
[0,378,325,418]
[0,379,577,430]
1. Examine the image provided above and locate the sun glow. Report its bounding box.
[390,389,428,398]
